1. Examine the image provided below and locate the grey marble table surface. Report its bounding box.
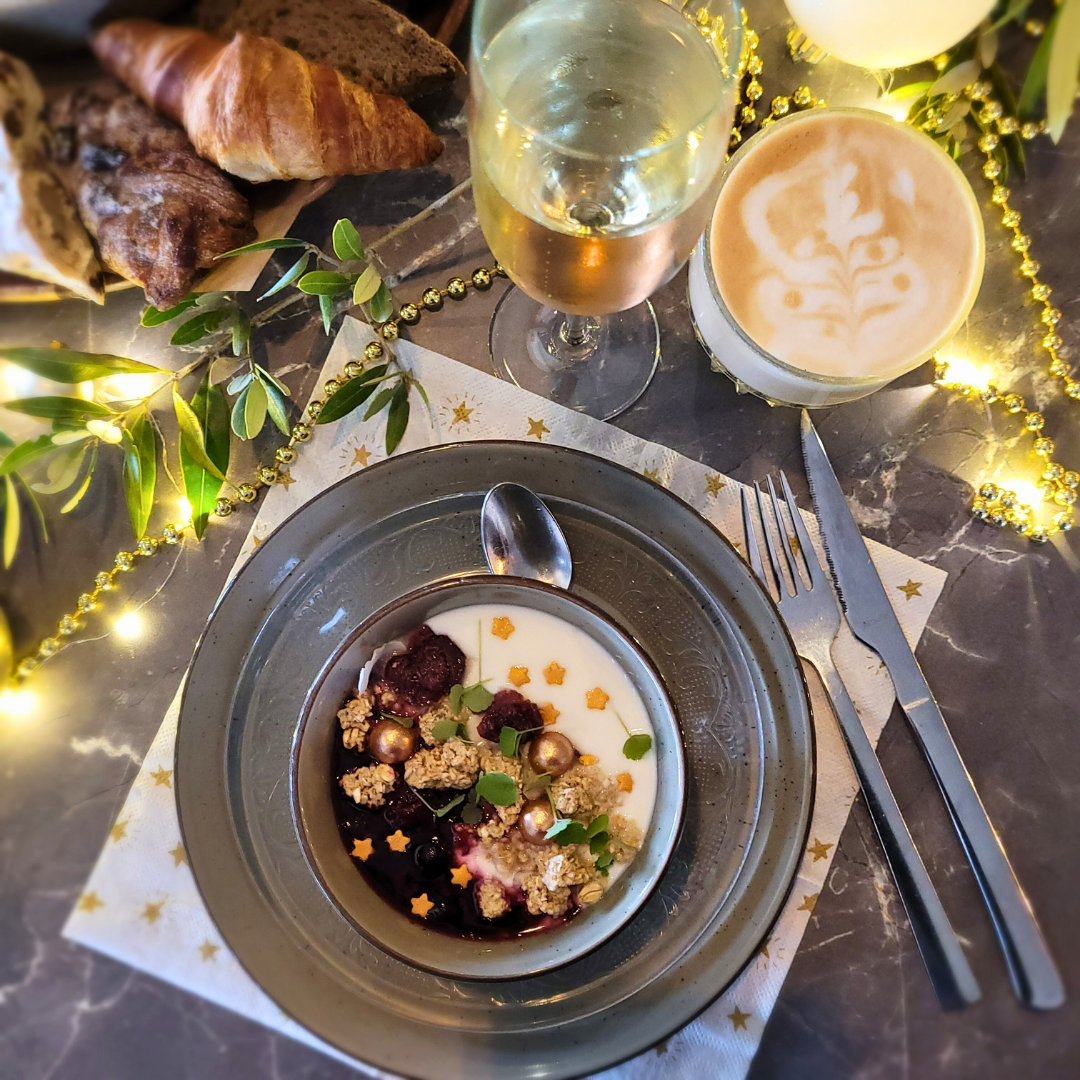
[2,7,1079,1079]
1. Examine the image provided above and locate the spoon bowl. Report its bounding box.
[481,482,573,589]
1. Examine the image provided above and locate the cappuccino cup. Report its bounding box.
[689,107,985,406]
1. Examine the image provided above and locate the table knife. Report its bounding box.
[801,410,1065,1011]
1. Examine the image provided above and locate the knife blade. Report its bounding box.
[801,410,1064,1010]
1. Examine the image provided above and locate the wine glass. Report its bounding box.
[470,0,743,419]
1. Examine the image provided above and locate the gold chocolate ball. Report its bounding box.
[528,731,576,778]
[518,799,556,845]
[368,718,417,764]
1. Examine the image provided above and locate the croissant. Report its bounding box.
[91,19,443,182]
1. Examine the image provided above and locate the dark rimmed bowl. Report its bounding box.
[292,575,686,980]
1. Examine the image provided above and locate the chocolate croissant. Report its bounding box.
[91,19,443,182]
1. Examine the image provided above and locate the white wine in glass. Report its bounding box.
[471,0,742,418]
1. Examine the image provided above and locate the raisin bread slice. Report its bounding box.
[0,52,103,302]
[197,0,465,100]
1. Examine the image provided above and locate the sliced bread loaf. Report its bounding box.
[197,0,465,99]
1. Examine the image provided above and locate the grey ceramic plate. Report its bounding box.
[294,576,687,980]
[176,442,814,1080]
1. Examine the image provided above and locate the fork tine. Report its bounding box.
[781,470,827,590]
[766,475,805,595]
[755,482,791,597]
[740,486,767,585]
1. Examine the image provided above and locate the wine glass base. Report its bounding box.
[489,286,660,421]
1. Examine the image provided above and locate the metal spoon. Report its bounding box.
[480,483,572,589]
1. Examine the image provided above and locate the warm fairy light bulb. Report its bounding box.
[1005,478,1043,508]
[937,353,990,391]
[0,685,36,725]
[114,611,144,640]
[176,498,193,522]
[96,372,165,403]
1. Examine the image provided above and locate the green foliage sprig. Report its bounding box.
[0,218,422,563]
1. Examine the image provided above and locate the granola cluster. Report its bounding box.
[337,690,374,750]
[340,762,396,808]
[404,740,480,789]
[550,762,619,819]
[476,746,524,842]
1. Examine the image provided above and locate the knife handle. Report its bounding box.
[816,658,981,1009]
[896,683,1066,1010]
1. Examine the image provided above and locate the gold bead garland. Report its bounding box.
[8,265,502,687]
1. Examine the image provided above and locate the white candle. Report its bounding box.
[785,0,995,69]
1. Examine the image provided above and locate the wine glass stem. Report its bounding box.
[548,312,600,367]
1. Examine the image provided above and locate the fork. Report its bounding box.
[742,475,981,1009]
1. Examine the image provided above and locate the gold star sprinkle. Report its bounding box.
[351,837,373,862]
[251,533,265,549]
[705,473,726,497]
[411,893,435,918]
[526,417,550,441]
[169,843,187,867]
[727,1006,751,1030]
[277,469,294,491]
[643,468,660,482]
[150,766,172,788]
[761,940,770,960]
[579,754,599,766]
[508,666,530,687]
[352,445,372,468]
[450,401,473,426]
[897,579,923,600]
[77,891,104,913]
[543,661,565,685]
[586,687,609,710]
[450,865,473,888]
[197,940,219,962]
[109,820,128,843]
[387,830,410,853]
[491,616,515,640]
[539,703,560,726]
[617,772,634,793]
[808,838,833,862]
[797,892,819,913]
[654,1039,669,1056]
[140,901,164,925]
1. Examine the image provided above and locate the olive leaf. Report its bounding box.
[3,475,20,568]
[259,252,310,301]
[231,378,268,440]
[141,295,199,327]
[231,309,251,358]
[332,219,365,262]
[0,435,54,477]
[31,442,86,494]
[1019,7,1059,118]
[122,413,158,539]
[0,347,163,383]
[0,604,11,679]
[227,372,253,395]
[362,385,395,421]
[173,384,226,482]
[352,265,382,305]
[991,0,1033,31]
[170,308,230,346]
[61,443,97,513]
[255,368,291,436]
[368,282,394,324]
[315,364,388,424]
[179,373,229,539]
[1046,0,1080,142]
[217,237,308,258]
[474,771,518,806]
[297,271,352,296]
[3,396,113,422]
[622,733,652,760]
[319,293,334,335]
[385,382,410,455]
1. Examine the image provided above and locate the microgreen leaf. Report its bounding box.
[382,713,414,728]
[585,814,609,839]
[500,724,541,758]
[594,851,615,875]
[462,683,494,713]
[622,734,652,760]
[430,718,461,742]
[140,295,199,326]
[434,793,465,818]
[474,771,518,806]
[332,219,366,262]
[544,818,574,842]
[449,683,465,714]
[551,821,588,846]
[589,832,610,855]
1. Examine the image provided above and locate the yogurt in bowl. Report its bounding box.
[292,577,684,980]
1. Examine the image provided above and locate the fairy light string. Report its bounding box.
[4,22,1075,697]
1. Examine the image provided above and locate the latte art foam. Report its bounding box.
[711,110,984,378]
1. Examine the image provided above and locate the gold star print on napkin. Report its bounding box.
[65,318,947,1080]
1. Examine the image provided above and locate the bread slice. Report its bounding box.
[0,52,104,303]
[197,0,465,100]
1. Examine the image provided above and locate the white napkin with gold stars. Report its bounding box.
[64,317,946,1080]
